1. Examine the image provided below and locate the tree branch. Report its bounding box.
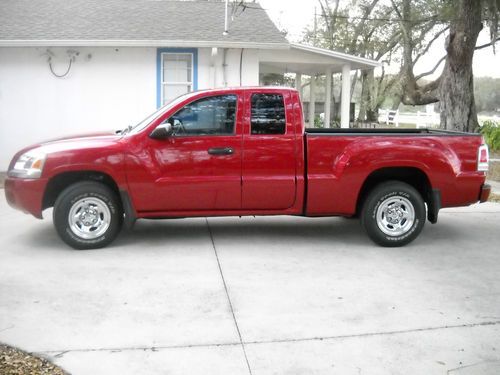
[415,55,447,80]
[390,0,403,21]
[413,26,449,64]
[381,73,402,99]
[318,0,333,48]
[348,0,380,54]
[475,37,500,50]
[375,31,402,60]
[415,37,500,81]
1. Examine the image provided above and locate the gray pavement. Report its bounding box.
[1,193,500,375]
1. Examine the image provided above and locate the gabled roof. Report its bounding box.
[0,0,289,48]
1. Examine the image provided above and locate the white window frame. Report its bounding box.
[161,52,194,106]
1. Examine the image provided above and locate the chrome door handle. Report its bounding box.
[207,147,234,156]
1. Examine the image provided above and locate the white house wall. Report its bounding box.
[0,47,157,170]
[198,48,259,88]
[222,48,259,87]
[0,47,260,170]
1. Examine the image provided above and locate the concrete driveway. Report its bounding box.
[1,193,500,375]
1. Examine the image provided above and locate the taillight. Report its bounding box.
[477,143,489,172]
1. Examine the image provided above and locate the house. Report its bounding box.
[0,0,378,170]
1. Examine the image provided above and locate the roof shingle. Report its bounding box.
[0,0,289,47]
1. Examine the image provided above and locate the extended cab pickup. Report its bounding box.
[5,87,491,249]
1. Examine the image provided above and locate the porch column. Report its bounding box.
[340,64,351,128]
[324,68,332,128]
[309,75,316,127]
[295,73,302,98]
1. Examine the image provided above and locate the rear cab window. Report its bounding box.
[250,93,286,135]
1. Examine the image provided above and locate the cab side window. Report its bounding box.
[251,93,286,135]
[168,95,237,136]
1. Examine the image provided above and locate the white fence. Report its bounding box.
[378,110,500,128]
[378,109,440,128]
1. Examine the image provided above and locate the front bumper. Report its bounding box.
[479,183,491,203]
[4,176,48,218]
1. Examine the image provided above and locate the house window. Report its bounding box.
[161,52,194,105]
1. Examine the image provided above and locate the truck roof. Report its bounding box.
[191,86,298,95]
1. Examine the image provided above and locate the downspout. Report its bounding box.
[239,48,244,86]
[222,48,228,87]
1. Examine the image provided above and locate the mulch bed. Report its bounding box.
[0,344,67,375]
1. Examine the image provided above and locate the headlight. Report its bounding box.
[8,150,46,179]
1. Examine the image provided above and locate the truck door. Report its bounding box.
[132,93,242,212]
[242,91,297,210]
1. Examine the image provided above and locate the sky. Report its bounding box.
[259,0,500,78]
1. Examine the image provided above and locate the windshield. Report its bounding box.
[125,92,198,136]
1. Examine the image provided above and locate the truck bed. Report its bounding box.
[304,127,484,216]
[305,128,474,136]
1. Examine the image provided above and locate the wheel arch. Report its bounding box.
[42,170,121,211]
[356,167,437,221]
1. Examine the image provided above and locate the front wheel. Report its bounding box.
[361,181,425,247]
[53,182,123,249]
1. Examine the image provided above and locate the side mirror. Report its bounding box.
[150,122,173,139]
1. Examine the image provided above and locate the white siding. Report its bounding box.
[197,47,259,89]
[0,46,260,170]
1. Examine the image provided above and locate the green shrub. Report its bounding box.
[480,120,500,152]
[314,115,324,128]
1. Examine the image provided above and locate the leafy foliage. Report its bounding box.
[475,77,500,113]
[480,120,500,151]
[259,73,295,87]
[314,115,324,128]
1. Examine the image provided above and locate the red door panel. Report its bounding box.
[146,135,242,211]
[127,93,243,212]
[242,91,297,210]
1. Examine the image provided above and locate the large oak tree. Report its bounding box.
[392,0,499,131]
[308,0,500,131]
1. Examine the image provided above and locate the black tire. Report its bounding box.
[361,181,425,247]
[53,181,123,250]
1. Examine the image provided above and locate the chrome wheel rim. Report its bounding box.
[376,196,415,236]
[68,197,111,239]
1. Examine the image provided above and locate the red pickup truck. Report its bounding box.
[5,87,491,249]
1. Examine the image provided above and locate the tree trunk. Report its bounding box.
[366,107,379,122]
[438,0,482,132]
[357,71,369,121]
[391,92,402,110]
[365,69,379,122]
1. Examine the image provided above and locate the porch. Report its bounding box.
[259,43,379,128]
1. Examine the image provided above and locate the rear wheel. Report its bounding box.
[53,182,123,249]
[361,181,425,247]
